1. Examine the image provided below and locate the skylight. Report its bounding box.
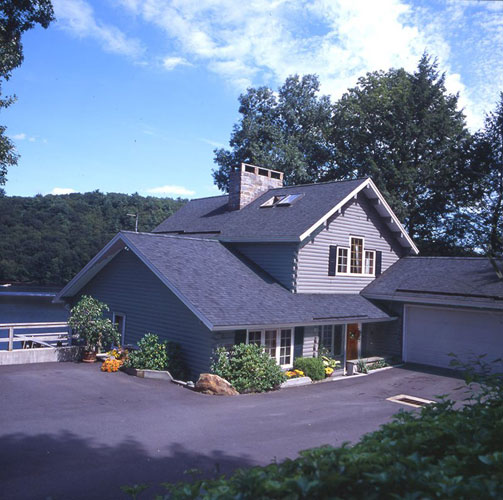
[276,194,303,206]
[260,195,285,208]
[260,193,303,208]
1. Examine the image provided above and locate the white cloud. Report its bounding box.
[53,0,144,59]
[51,187,77,195]
[146,184,195,196]
[162,56,191,70]
[10,133,26,140]
[200,138,226,148]
[111,1,503,128]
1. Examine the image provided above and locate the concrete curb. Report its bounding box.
[281,376,312,388]
[122,366,190,387]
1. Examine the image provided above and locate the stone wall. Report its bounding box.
[228,164,283,211]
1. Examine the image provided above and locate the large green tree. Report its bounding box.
[465,94,503,256]
[0,0,54,195]
[331,55,472,252]
[213,56,475,255]
[213,74,334,190]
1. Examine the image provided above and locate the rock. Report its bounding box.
[194,373,239,396]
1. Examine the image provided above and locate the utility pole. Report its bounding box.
[127,213,138,232]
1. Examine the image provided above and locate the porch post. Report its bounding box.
[342,324,347,375]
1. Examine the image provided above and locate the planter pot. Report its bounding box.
[82,350,97,363]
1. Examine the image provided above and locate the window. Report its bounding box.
[364,250,375,275]
[112,313,126,345]
[248,330,261,346]
[350,237,363,274]
[275,194,303,206]
[319,325,343,358]
[337,247,348,273]
[246,328,293,366]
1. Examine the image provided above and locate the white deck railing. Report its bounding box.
[0,322,71,351]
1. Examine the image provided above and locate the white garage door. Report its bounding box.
[404,305,503,369]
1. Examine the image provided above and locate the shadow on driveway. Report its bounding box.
[0,431,253,500]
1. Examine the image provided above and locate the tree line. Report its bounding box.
[0,192,185,285]
[213,55,503,257]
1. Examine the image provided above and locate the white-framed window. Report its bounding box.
[337,247,349,273]
[335,237,375,277]
[112,312,126,345]
[318,325,343,358]
[364,250,375,275]
[246,328,293,367]
[350,237,364,274]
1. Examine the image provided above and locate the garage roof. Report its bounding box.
[362,257,503,310]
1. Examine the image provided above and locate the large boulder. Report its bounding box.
[195,373,239,396]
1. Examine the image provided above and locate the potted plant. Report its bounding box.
[68,295,120,362]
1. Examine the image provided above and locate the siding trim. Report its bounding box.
[362,293,503,312]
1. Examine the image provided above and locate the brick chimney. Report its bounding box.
[228,163,284,211]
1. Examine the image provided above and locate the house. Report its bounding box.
[55,164,503,377]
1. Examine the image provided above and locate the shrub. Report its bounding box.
[124,333,188,379]
[68,295,119,352]
[151,363,503,500]
[293,357,325,381]
[211,344,286,393]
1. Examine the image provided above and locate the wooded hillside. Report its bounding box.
[0,192,185,285]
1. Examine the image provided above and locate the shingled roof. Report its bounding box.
[362,257,503,310]
[56,231,391,329]
[153,177,418,252]
[153,178,366,240]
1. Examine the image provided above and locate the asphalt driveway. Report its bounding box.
[0,362,467,500]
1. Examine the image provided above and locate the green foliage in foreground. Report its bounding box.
[293,356,325,381]
[124,333,189,380]
[211,344,286,393]
[157,368,503,499]
[0,191,185,284]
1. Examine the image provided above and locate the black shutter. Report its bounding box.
[234,330,247,345]
[328,245,337,276]
[375,251,382,277]
[294,326,304,359]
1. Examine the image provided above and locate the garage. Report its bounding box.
[404,305,503,369]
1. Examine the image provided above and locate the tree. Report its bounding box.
[466,93,503,256]
[0,0,55,194]
[212,74,334,190]
[331,54,472,252]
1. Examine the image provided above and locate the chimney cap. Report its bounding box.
[238,163,284,181]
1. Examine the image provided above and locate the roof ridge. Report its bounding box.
[121,230,220,243]
[267,177,369,191]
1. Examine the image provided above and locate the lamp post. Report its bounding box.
[127,213,138,232]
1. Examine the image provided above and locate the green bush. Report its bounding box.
[211,344,286,393]
[149,365,503,499]
[68,295,119,352]
[293,357,325,381]
[124,333,188,379]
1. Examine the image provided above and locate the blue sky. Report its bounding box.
[3,0,503,198]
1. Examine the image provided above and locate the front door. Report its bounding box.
[346,323,360,360]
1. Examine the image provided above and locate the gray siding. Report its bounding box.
[77,249,212,378]
[296,193,404,293]
[302,326,319,358]
[233,243,297,290]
